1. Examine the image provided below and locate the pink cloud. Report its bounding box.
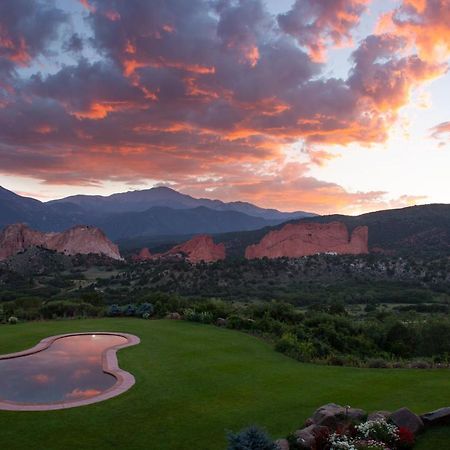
[66,388,102,400]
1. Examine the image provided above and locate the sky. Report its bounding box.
[0,0,448,215]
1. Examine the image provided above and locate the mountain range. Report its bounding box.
[0,186,315,240]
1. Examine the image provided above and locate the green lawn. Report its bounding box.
[0,319,448,450]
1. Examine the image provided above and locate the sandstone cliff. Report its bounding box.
[158,234,226,263]
[0,223,122,260]
[245,221,368,259]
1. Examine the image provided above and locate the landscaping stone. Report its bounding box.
[294,425,316,449]
[312,403,366,429]
[294,424,329,449]
[166,312,181,320]
[303,417,314,427]
[216,317,227,326]
[421,407,450,426]
[390,407,424,434]
[368,410,391,421]
[274,438,289,450]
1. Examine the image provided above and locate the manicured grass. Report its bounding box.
[0,319,448,450]
[416,426,450,449]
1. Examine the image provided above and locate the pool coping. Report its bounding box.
[0,332,140,411]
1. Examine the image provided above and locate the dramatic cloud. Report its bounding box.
[278,0,370,61]
[0,0,447,213]
[379,0,450,62]
[0,0,66,68]
[348,33,446,111]
[173,161,427,214]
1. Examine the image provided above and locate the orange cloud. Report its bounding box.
[278,0,370,62]
[379,0,450,62]
[30,374,52,384]
[0,28,30,65]
[66,388,101,400]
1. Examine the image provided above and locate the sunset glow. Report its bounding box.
[0,0,448,214]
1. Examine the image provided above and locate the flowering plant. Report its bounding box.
[328,433,357,450]
[356,419,398,445]
[327,418,415,450]
[397,427,415,449]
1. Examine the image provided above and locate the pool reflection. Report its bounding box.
[0,334,127,404]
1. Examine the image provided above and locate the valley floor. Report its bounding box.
[0,319,448,449]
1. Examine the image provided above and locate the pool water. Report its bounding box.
[0,334,127,405]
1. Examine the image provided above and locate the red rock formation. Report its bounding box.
[159,234,226,263]
[0,223,122,260]
[132,247,152,261]
[245,222,368,259]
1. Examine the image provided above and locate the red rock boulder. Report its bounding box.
[161,234,226,263]
[132,247,152,261]
[245,221,368,259]
[0,223,122,260]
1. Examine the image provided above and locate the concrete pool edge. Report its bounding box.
[0,332,140,411]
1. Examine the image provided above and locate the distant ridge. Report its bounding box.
[0,186,315,240]
[47,186,315,221]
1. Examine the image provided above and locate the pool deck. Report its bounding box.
[0,332,140,411]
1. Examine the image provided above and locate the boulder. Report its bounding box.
[303,417,314,427]
[312,403,366,429]
[390,407,424,434]
[133,247,152,261]
[294,425,316,449]
[421,407,450,426]
[274,438,289,450]
[166,312,181,320]
[0,223,122,261]
[368,411,391,421]
[245,222,368,259]
[216,317,227,327]
[294,424,329,449]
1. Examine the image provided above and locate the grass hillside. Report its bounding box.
[0,319,448,450]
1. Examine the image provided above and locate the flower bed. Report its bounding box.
[227,403,450,450]
[327,418,414,450]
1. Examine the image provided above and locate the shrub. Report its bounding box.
[227,314,254,330]
[39,301,98,319]
[198,311,213,324]
[136,302,154,317]
[184,308,199,322]
[106,304,122,317]
[275,332,298,354]
[123,304,137,316]
[184,308,214,324]
[227,426,276,450]
[8,316,18,325]
[275,333,315,362]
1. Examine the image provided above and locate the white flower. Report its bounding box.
[356,418,399,441]
[328,433,357,450]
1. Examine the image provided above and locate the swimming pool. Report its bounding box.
[0,332,139,411]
